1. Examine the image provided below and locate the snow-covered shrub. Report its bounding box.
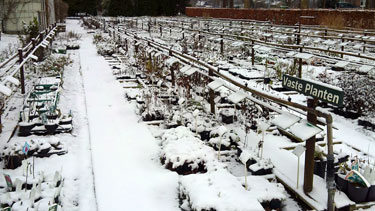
[160,126,222,175]
[179,168,264,211]
[96,42,116,56]
[208,126,240,150]
[36,55,72,75]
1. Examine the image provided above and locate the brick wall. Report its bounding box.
[185,7,375,30]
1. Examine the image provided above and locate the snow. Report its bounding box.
[288,119,323,141]
[183,67,198,76]
[78,24,180,211]
[334,61,349,68]
[0,83,12,96]
[271,113,301,130]
[208,80,224,90]
[294,52,314,60]
[161,126,221,171]
[180,168,264,211]
[227,91,247,104]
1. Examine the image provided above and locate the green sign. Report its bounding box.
[49,204,58,211]
[282,74,344,107]
[3,174,13,190]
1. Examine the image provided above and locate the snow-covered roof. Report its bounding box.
[323,40,337,45]
[165,57,179,66]
[271,113,301,130]
[289,119,323,141]
[208,80,224,90]
[0,84,12,96]
[184,67,198,76]
[334,61,350,68]
[294,52,313,60]
[231,41,244,47]
[228,91,247,104]
[286,51,297,57]
[180,65,191,73]
[359,65,374,73]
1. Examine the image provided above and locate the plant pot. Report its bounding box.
[45,123,59,134]
[344,110,359,120]
[18,122,36,136]
[338,155,349,163]
[199,131,210,141]
[347,182,369,203]
[250,167,273,176]
[221,113,234,124]
[367,185,375,202]
[263,77,271,84]
[314,160,327,179]
[59,117,72,125]
[335,174,348,193]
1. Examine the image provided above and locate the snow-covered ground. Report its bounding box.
[1,16,375,211]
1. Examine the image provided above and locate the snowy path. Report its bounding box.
[78,25,180,210]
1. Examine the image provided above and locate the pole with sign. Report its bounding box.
[23,141,31,192]
[292,145,306,189]
[282,74,341,210]
[282,74,344,107]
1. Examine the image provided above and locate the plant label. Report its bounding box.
[3,174,13,190]
[292,145,306,157]
[15,178,22,192]
[49,204,58,211]
[23,141,31,155]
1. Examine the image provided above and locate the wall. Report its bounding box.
[1,0,49,34]
[185,7,375,29]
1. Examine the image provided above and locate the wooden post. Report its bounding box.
[297,156,300,189]
[303,97,318,193]
[341,46,344,58]
[251,40,255,66]
[169,50,175,86]
[18,49,25,94]
[209,69,215,114]
[297,23,301,45]
[298,47,303,78]
[363,41,366,53]
[220,35,224,55]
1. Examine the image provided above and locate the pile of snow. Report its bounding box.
[161,126,223,173]
[179,168,264,211]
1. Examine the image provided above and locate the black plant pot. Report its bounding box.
[367,185,375,202]
[347,182,369,203]
[199,131,210,141]
[314,160,327,179]
[18,123,36,136]
[338,155,349,164]
[221,113,235,124]
[250,167,273,176]
[45,123,58,134]
[335,174,348,193]
[358,119,365,126]
[4,155,24,169]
